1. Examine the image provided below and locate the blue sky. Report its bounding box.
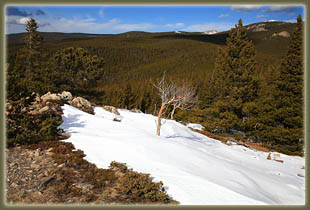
[5,5,305,34]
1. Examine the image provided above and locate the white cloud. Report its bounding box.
[231,5,262,12]
[99,9,104,18]
[6,16,30,25]
[36,17,156,33]
[84,17,96,22]
[113,23,155,31]
[185,23,234,32]
[218,14,229,18]
[165,23,185,28]
[256,14,267,20]
[263,6,298,13]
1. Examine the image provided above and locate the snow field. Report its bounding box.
[60,105,305,205]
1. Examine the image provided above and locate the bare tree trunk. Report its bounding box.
[170,105,177,120]
[157,103,166,136]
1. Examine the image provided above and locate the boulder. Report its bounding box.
[103,106,120,115]
[41,92,64,106]
[59,91,73,103]
[38,104,63,115]
[130,108,143,113]
[70,97,94,115]
[26,92,63,116]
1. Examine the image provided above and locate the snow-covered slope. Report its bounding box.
[60,105,305,205]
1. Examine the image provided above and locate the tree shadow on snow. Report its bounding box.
[61,113,87,132]
[165,135,205,143]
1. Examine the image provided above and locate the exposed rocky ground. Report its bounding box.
[6,140,178,205]
[6,91,176,205]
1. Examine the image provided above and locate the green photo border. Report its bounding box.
[0,0,309,209]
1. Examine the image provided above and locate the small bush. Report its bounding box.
[110,162,178,204]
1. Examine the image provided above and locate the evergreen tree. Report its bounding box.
[272,15,304,154]
[23,18,43,71]
[7,18,45,99]
[252,64,281,146]
[121,83,136,109]
[50,47,105,93]
[207,19,259,132]
[140,91,152,113]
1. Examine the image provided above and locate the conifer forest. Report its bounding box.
[6,15,304,156]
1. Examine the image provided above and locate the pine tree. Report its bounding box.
[50,47,105,93]
[272,15,304,154]
[250,64,280,144]
[207,19,259,132]
[139,91,152,113]
[122,83,136,109]
[23,18,43,71]
[7,18,45,99]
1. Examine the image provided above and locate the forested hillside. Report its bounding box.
[6,18,304,155]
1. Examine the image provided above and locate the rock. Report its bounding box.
[38,106,49,114]
[31,163,40,170]
[47,148,53,152]
[252,27,267,32]
[37,174,44,179]
[34,95,41,104]
[44,171,50,177]
[274,159,284,163]
[58,132,71,140]
[113,116,122,122]
[57,163,65,168]
[6,103,13,111]
[103,106,120,115]
[41,92,64,106]
[272,31,290,38]
[46,152,54,156]
[73,183,94,193]
[34,150,40,157]
[59,91,73,103]
[10,163,17,167]
[11,183,18,188]
[130,108,143,113]
[28,92,63,116]
[70,97,94,115]
[37,104,63,115]
[297,173,305,178]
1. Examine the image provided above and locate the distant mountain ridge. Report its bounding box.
[6,32,112,44]
[6,21,296,44]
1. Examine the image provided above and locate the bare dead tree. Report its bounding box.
[170,85,197,120]
[151,74,180,136]
[151,73,197,135]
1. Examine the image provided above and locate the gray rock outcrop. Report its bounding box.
[103,106,120,115]
[272,31,290,38]
[70,97,94,115]
[59,91,73,103]
[41,92,64,106]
